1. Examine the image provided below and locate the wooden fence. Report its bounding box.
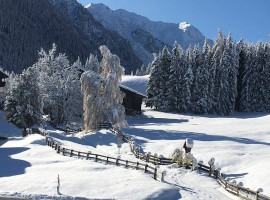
[33,125,270,199]
[44,136,162,181]
[98,123,270,200]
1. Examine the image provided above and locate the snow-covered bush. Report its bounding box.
[4,67,42,128]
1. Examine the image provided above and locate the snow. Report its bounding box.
[121,75,149,96]
[1,75,270,199]
[179,22,191,32]
[84,3,92,9]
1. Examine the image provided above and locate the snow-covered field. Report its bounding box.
[1,75,270,199]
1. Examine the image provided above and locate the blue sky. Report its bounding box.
[77,0,270,43]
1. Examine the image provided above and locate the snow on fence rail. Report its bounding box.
[32,127,162,181]
[44,137,161,181]
[97,123,270,200]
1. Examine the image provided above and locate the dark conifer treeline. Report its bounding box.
[0,0,142,74]
[146,31,270,115]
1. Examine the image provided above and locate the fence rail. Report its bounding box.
[44,136,162,181]
[33,125,270,200]
[97,123,270,200]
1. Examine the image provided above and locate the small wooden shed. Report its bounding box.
[0,70,8,87]
[120,84,147,115]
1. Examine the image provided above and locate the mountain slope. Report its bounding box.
[86,3,209,65]
[0,0,142,73]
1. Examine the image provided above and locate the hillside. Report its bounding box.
[0,0,142,74]
[86,3,209,65]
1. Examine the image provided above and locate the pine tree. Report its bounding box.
[177,46,193,113]
[226,34,239,114]
[235,39,248,111]
[239,44,255,112]
[192,39,211,114]
[146,46,171,110]
[210,30,226,114]
[165,42,184,110]
[146,53,162,109]
[159,46,172,111]
[250,43,270,111]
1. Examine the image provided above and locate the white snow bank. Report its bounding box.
[0,134,179,200]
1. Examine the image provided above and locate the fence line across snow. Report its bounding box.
[32,125,270,200]
[98,123,270,200]
[44,137,161,181]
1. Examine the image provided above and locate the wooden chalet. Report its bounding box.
[77,67,147,115]
[0,70,8,87]
[120,84,147,115]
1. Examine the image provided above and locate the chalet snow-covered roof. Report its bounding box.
[119,84,147,98]
[77,67,147,98]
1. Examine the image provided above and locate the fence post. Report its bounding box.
[87,153,89,160]
[106,157,109,164]
[95,155,98,162]
[161,171,166,182]
[209,165,212,177]
[154,168,157,180]
[125,160,128,168]
[116,158,118,166]
[78,152,80,157]
[136,162,139,170]
[62,148,65,155]
[144,164,148,173]
[70,150,73,157]
[146,154,149,163]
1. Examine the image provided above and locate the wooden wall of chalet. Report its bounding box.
[0,71,8,87]
[120,87,144,115]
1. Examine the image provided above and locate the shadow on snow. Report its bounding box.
[0,147,31,178]
[123,128,270,147]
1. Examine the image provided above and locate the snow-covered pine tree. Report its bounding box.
[158,46,172,111]
[146,46,171,111]
[226,34,239,114]
[239,44,255,112]
[4,67,42,128]
[35,44,81,125]
[209,30,226,114]
[165,42,184,111]
[235,39,248,111]
[192,39,211,114]
[178,46,194,113]
[146,52,162,109]
[249,42,270,111]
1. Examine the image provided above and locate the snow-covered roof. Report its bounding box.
[120,84,147,98]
